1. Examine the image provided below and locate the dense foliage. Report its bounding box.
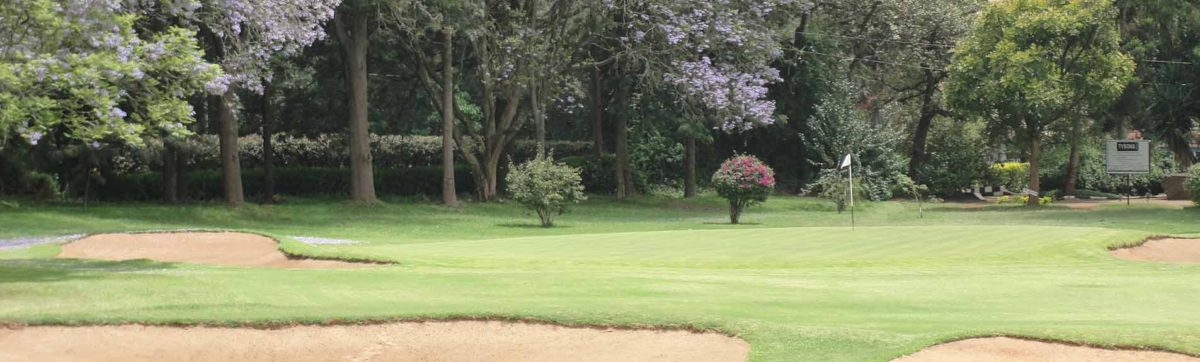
[0,0,222,146]
[2,0,1196,207]
[505,156,587,227]
[945,0,1136,205]
[712,155,775,224]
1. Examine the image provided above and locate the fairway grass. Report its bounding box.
[1,196,1198,361]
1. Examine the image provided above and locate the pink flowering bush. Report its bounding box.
[711,155,775,224]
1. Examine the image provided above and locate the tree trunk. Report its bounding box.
[441,30,458,206]
[217,91,244,206]
[907,70,940,182]
[1064,135,1081,195]
[590,67,606,160]
[611,78,637,200]
[729,201,742,224]
[684,134,697,198]
[162,141,179,204]
[614,111,631,200]
[336,7,377,203]
[174,144,187,201]
[261,82,276,203]
[531,81,546,158]
[1027,130,1042,207]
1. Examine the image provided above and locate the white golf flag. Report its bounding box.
[839,154,852,169]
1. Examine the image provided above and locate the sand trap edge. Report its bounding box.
[0,319,750,362]
[55,229,396,266]
[0,316,739,337]
[892,335,1200,361]
[1106,235,1175,251]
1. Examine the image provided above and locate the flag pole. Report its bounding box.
[849,156,855,230]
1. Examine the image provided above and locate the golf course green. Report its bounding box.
[1,196,1198,361]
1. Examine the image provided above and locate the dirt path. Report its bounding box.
[57,232,372,269]
[895,337,1198,362]
[0,321,748,362]
[1111,238,1200,263]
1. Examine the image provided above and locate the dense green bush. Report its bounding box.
[1040,143,1173,195]
[630,130,685,190]
[1187,164,1200,205]
[505,156,587,227]
[93,166,473,201]
[712,155,775,224]
[988,162,1030,191]
[108,134,592,174]
[920,120,990,197]
[561,154,615,194]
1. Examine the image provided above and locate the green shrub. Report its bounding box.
[24,172,61,201]
[94,166,473,201]
[107,134,593,174]
[505,156,587,227]
[712,155,775,224]
[1187,164,1200,206]
[997,194,1053,205]
[989,162,1030,191]
[629,130,685,190]
[921,120,990,197]
[561,154,615,194]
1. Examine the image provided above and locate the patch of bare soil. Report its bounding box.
[1058,198,1194,210]
[56,232,373,269]
[894,337,1198,362]
[1111,238,1200,263]
[0,321,748,362]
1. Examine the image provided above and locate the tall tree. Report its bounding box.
[394,0,588,201]
[333,0,377,203]
[1115,0,1200,170]
[803,0,983,182]
[188,0,341,206]
[945,0,1135,206]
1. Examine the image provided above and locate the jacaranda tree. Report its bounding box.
[0,0,222,147]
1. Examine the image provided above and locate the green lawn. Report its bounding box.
[1,196,1199,361]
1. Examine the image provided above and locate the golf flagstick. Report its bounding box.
[840,154,854,230]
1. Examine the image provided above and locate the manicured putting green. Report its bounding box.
[1,198,1198,361]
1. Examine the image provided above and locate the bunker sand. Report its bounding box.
[0,322,749,362]
[895,337,1198,362]
[57,232,372,269]
[1111,238,1200,263]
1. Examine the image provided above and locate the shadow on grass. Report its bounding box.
[494,223,574,229]
[700,222,763,226]
[0,259,177,284]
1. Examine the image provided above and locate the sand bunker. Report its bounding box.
[1111,238,1200,263]
[0,321,748,362]
[57,232,374,269]
[895,337,1198,362]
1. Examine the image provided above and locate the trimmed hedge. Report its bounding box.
[92,166,474,201]
[111,134,592,174]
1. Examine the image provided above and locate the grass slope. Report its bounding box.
[1,196,1198,361]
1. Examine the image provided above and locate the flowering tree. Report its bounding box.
[0,0,222,148]
[596,0,793,198]
[177,0,341,205]
[711,155,776,224]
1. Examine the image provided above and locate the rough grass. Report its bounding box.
[1,196,1198,361]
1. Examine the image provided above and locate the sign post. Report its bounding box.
[1105,140,1151,204]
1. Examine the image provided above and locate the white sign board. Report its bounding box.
[1105,140,1151,175]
